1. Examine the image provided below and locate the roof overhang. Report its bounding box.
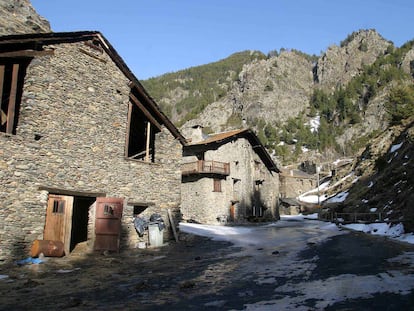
[184,128,280,173]
[0,31,187,145]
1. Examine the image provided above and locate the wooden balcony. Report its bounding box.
[182,160,230,177]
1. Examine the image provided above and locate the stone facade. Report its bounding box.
[279,168,316,199]
[0,32,184,262]
[181,127,280,224]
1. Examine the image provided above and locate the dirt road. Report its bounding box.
[1,219,414,310]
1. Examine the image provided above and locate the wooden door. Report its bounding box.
[230,204,236,221]
[44,194,74,255]
[94,197,124,252]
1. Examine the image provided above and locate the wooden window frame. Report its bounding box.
[0,58,32,135]
[52,200,65,214]
[126,94,162,163]
[213,178,222,192]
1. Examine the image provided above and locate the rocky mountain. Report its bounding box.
[0,0,50,35]
[316,30,392,90]
[143,29,414,166]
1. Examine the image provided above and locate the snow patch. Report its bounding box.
[307,115,320,133]
[390,142,403,153]
[342,222,404,238]
[326,191,349,203]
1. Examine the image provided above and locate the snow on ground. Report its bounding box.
[390,142,404,153]
[180,216,414,310]
[326,191,349,203]
[307,115,320,133]
[342,222,414,244]
[297,172,355,204]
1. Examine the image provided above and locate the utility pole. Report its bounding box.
[317,165,320,206]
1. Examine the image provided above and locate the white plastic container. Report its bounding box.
[148,223,164,247]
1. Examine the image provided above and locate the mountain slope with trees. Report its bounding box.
[142,29,414,167]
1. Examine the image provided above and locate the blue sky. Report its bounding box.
[31,0,414,80]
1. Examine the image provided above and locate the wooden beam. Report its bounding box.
[38,186,106,198]
[0,65,4,126]
[145,121,151,162]
[78,47,107,63]
[167,208,179,243]
[0,49,54,58]
[125,102,133,157]
[129,93,162,130]
[6,63,19,134]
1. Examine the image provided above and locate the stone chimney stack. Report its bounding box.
[181,125,205,144]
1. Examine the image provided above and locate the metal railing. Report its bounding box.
[182,160,230,176]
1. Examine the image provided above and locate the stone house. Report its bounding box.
[0,31,186,262]
[180,126,280,224]
[279,168,316,199]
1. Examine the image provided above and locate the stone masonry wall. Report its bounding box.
[0,41,182,262]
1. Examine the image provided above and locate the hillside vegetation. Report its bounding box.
[142,50,266,127]
[143,30,414,166]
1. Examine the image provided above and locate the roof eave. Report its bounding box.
[0,31,187,146]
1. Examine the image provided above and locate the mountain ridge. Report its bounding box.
[142,29,414,165]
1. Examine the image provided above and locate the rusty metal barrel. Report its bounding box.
[30,239,65,257]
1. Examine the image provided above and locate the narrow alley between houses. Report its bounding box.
[1,216,414,310]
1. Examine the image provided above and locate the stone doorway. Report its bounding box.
[44,194,95,255]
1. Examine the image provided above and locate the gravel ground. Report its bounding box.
[1,221,414,311]
[0,235,246,311]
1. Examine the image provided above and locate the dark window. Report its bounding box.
[52,200,65,214]
[0,58,32,134]
[213,178,222,192]
[133,205,148,217]
[126,91,161,162]
[104,204,114,216]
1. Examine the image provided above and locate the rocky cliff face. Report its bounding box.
[316,30,391,90]
[179,30,395,139]
[0,0,50,35]
[181,50,314,132]
[234,51,315,124]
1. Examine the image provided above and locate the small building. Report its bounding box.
[0,31,186,262]
[279,168,316,199]
[278,168,316,215]
[180,126,280,224]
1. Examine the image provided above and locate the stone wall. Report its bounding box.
[279,172,316,198]
[0,41,182,262]
[181,137,279,224]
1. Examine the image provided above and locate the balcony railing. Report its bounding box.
[182,160,230,176]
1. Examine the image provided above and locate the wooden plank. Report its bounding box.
[63,196,74,256]
[0,49,54,58]
[167,208,179,242]
[125,102,133,157]
[145,121,151,162]
[6,63,19,134]
[129,93,162,130]
[0,65,5,126]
